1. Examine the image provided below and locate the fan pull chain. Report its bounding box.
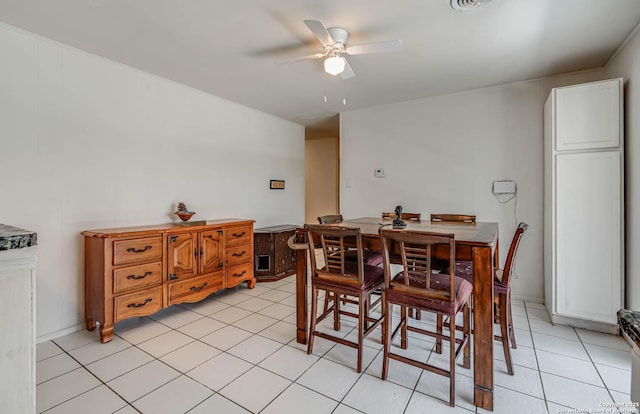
[342,77,347,106]
[323,71,328,103]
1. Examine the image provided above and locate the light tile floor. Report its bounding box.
[36,275,639,414]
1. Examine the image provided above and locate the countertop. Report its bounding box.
[0,224,37,251]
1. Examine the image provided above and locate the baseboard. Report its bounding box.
[36,323,84,344]
[512,295,544,304]
[550,314,619,335]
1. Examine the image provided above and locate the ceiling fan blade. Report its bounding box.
[304,19,334,47]
[345,39,402,55]
[341,59,355,79]
[278,52,326,65]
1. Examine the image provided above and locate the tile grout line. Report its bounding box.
[572,327,625,414]
[523,301,553,414]
[40,342,136,413]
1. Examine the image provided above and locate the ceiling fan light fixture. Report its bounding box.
[450,0,495,11]
[324,56,346,76]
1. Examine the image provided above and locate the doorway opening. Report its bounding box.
[305,115,340,224]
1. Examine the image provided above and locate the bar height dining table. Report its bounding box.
[292,217,499,411]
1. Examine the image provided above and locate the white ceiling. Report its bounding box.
[2,0,640,132]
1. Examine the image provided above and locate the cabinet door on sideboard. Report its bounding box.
[167,233,197,280]
[200,229,224,274]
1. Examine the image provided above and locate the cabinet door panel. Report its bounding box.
[555,79,621,151]
[555,151,622,323]
[167,233,197,280]
[200,229,224,274]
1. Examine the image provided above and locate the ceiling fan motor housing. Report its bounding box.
[327,27,349,49]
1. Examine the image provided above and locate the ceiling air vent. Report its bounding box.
[450,0,495,11]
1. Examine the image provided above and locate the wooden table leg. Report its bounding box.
[473,245,494,411]
[295,229,308,344]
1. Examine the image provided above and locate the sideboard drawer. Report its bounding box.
[114,287,163,321]
[113,236,163,265]
[226,262,252,288]
[168,273,224,306]
[113,262,163,293]
[226,244,251,266]
[225,225,252,247]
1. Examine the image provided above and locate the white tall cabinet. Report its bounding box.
[0,225,37,414]
[544,78,624,332]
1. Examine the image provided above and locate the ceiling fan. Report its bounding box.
[285,20,402,79]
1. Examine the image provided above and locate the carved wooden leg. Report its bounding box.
[246,278,256,289]
[99,324,114,343]
[86,317,97,331]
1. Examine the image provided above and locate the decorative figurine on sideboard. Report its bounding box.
[175,202,195,222]
[393,205,407,229]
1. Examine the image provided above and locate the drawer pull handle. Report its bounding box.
[190,282,208,292]
[232,270,247,278]
[232,231,246,238]
[232,251,246,257]
[127,245,152,253]
[127,271,152,280]
[169,273,178,280]
[127,298,152,308]
[217,263,223,268]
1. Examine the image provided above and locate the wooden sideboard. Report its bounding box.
[82,219,255,343]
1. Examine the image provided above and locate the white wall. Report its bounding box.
[305,137,338,223]
[606,27,640,310]
[340,70,605,302]
[0,23,305,340]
